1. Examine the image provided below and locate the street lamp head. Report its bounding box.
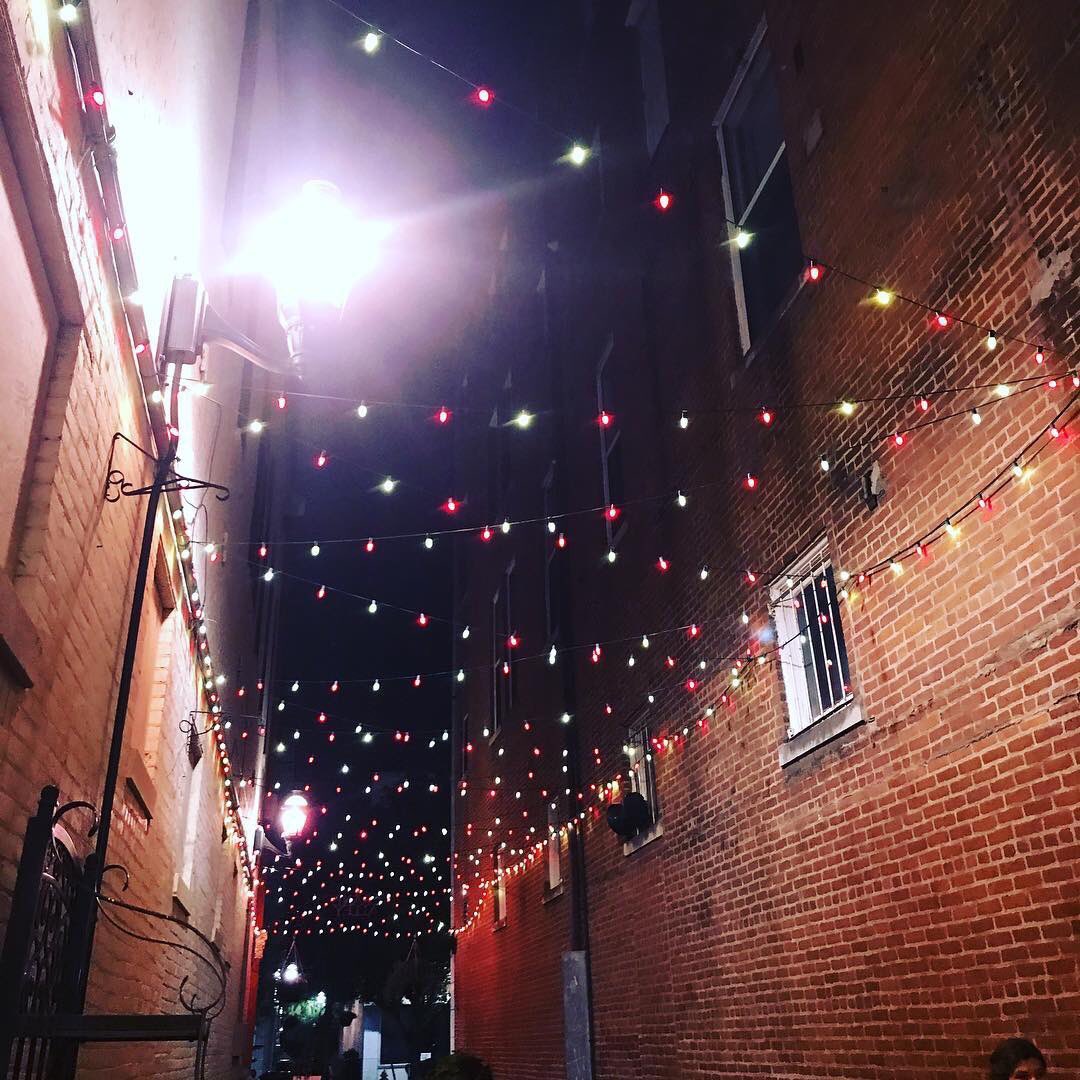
[279,792,309,840]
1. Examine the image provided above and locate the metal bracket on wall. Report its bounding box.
[103,432,230,503]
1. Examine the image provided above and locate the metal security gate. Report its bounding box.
[0,787,218,1080]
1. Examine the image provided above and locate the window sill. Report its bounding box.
[623,819,663,857]
[0,574,43,688]
[542,882,565,905]
[779,701,863,767]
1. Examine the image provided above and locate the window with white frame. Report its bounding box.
[493,851,507,926]
[542,464,563,643]
[626,717,660,824]
[769,540,852,737]
[546,801,563,892]
[717,20,804,351]
[489,563,514,737]
[628,0,670,157]
[596,337,625,549]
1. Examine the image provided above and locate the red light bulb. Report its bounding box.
[111,224,126,242]
[917,397,930,412]
[508,633,519,648]
[316,585,326,599]
[417,613,428,627]
[481,526,493,542]
[605,504,620,521]
[893,433,905,447]
[276,394,287,410]
[87,86,106,109]
[686,678,697,692]
[444,497,458,513]
[1034,348,1045,364]
[745,570,757,584]
[657,556,669,572]
[413,676,422,688]
[654,189,673,212]
[760,408,773,426]
[805,261,822,283]
[474,86,494,106]
[744,473,758,490]
[315,450,328,468]
[437,406,450,424]
[932,312,950,329]
[365,538,375,553]
[556,532,567,549]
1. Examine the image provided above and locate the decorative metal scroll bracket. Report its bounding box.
[103,432,230,503]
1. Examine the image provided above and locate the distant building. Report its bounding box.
[0,1,287,1077]
[450,1,1079,1077]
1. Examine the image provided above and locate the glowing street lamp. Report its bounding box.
[279,792,309,842]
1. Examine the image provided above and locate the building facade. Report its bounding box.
[451,1,1079,1078]
[0,1,287,1076]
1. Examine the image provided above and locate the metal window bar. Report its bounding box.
[820,565,851,701]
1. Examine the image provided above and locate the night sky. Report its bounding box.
[260,0,572,1000]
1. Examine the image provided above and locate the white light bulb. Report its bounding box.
[606,549,617,564]
[560,712,571,724]
[986,331,998,350]
[547,520,556,534]
[820,456,830,471]
[380,477,396,494]
[679,411,689,429]
[357,401,368,418]
[514,410,533,429]
[501,519,511,534]
[248,419,264,434]
[568,144,588,166]
[263,568,274,582]
[372,679,380,692]
[641,635,649,648]
[548,646,557,665]
[699,566,709,581]
[676,490,687,508]
[424,536,434,549]
[735,229,752,249]
[741,611,750,625]
[362,31,380,53]
[310,542,320,556]
[462,626,470,640]
[368,600,377,614]
[291,680,300,691]
[457,669,465,683]
[971,408,982,425]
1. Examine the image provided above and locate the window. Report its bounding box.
[596,337,625,548]
[128,542,178,774]
[177,757,204,897]
[769,540,852,736]
[628,0,670,157]
[489,563,514,737]
[0,115,59,570]
[626,717,660,825]
[542,464,563,642]
[546,802,563,893]
[493,852,507,927]
[717,20,803,351]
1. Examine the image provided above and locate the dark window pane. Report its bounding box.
[722,46,784,218]
[738,158,803,343]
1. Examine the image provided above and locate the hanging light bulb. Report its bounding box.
[372,679,381,692]
[424,536,434,550]
[361,30,381,53]
[474,85,494,107]
[873,288,893,306]
[606,548,617,564]
[917,396,930,412]
[444,497,458,514]
[357,401,368,419]
[548,645,557,665]
[501,518,511,534]
[1034,348,1045,365]
[678,410,689,429]
[839,400,856,417]
[380,476,396,494]
[315,450,328,468]
[462,626,470,640]
[759,407,773,425]
[365,538,376,553]
[819,455,830,472]
[654,189,673,212]
[734,228,752,249]
[514,410,534,429]
[676,490,687,508]
[248,419,264,434]
[971,407,982,425]
[994,384,1011,398]
[263,568,275,582]
[986,331,998,350]
[368,599,377,614]
[457,668,466,682]
[567,143,589,166]
[805,261,822,283]
[291,680,300,692]
[310,541,321,557]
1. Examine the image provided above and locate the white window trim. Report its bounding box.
[544,803,564,900]
[596,334,627,550]
[493,852,507,929]
[623,719,663,856]
[714,16,788,355]
[769,538,863,765]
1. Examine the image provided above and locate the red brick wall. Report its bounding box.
[453,1,1079,1077]
[0,2,278,1077]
